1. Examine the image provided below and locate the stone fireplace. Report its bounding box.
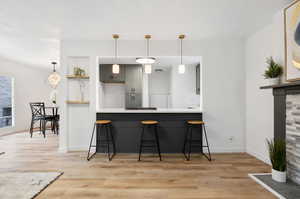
[286,94,300,185]
[261,81,300,185]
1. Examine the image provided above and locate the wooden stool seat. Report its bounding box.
[95,120,111,125]
[141,120,158,125]
[187,120,204,125]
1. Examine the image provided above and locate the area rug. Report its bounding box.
[0,171,63,199]
[249,173,300,199]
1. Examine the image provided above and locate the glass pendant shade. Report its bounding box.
[144,64,152,74]
[178,34,186,74]
[48,72,61,88]
[112,34,120,74]
[48,62,61,88]
[112,64,120,74]
[178,64,185,74]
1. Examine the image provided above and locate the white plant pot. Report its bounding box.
[272,169,286,183]
[268,77,280,85]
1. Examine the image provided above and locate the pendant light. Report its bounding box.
[48,62,61,88]
[136,35,156,69]
[144,64,152,74]
[178,34,185,74]
[112,34,120,74]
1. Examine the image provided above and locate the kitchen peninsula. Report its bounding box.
[96,56,203,153]
[97,108,202,153]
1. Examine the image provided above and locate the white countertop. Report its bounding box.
[97,108,202,113]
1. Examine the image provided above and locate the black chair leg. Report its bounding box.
[54,121,57,134]
[39,120,42,134]
[202,124,212,161]
[154,125,162,161]
[30,119,34,138]
[138,126,145,161]
[56,120,59,135]
[87,123,97,161]
[42,120,46,138]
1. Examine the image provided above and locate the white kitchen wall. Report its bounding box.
[245,10,286,163]
[149,67,171,108]
[171,64,199,108]
[60,38,245,152]
[101,83,125,108]
[0,56,51,136]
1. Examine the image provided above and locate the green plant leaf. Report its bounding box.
[264,57,283,79]
[266,139,286,171]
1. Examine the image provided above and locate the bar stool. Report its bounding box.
[138,120,162,161]
[87,120,116,161]
[182,120,211,161]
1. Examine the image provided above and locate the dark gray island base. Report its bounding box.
[96,112,203,153]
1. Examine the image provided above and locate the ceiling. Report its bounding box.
[0,0,292,68]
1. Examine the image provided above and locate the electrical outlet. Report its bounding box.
[229,136,234,142]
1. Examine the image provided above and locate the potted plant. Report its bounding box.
[264,57,283,85]
[267,139,286,183]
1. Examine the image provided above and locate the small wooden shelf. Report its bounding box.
[66,100,90,105]
[66,75,89,79]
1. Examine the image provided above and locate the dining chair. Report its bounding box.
[29,102,55,138]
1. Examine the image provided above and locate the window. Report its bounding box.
[0,76,14,128]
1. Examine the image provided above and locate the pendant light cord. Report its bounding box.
[51,62,57,72]
[146,38,149,57]
[115,38,118,59]
[180,38,183,64]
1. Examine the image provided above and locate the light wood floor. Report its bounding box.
[0,132,275,199]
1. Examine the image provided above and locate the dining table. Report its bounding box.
[45,106,59,134]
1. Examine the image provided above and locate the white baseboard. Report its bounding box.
[247,150,271,165]
[210,147,245,153]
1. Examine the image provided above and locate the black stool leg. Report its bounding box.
[138,125,145,161]
[87,123,97,161]
[108,124,116,159]
[154,125,162,161]
[104,124,112,161]
[202,124,212,161]
[182,124,189,158]
[188,125,193,161]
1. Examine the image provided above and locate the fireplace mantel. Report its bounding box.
[260,81,300,140]
[260,81,300,90]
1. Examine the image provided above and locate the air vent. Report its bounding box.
[154,69,164,72]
